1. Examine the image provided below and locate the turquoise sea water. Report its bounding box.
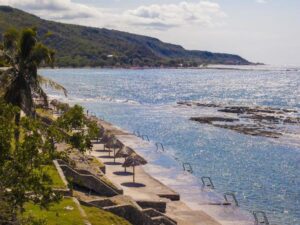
[41,68,300,225]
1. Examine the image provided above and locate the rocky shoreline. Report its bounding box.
[178,101,300,138]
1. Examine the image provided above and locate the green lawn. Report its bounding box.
[82,205,132,225]
[42,164,66,189]
[36,108,56,121]
[23,199,132,225]
[23,198,85,225]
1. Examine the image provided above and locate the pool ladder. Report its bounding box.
[253,211,270,225]
[141,135,150,141]
[155,142,165,152]
[133,130,141,137]
[223,192,239,207]
[183,163,193,173]
[201,176,215,189]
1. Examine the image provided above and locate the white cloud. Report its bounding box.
[0,0,226,30]
[124,1,226,29]
[0,0,102,19]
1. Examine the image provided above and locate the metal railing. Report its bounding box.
[134,130,141,137]
[253,211,270,225]
[201,176,215,189]
[223,192,239,207]
[182,163,193,173]
[141,135,150,141]
[155,142,165,152]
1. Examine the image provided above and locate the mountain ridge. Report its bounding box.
[0,6,252,67]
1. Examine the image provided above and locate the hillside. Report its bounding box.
[0,6,251,67]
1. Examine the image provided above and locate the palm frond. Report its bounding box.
[30,43,55,67]
[3,28,19,51]
[0,69,14,97]
[37,75,67,96]
[19,28,37,60]
[33,85,49,107]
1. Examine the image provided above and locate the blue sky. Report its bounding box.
[1,0,300,65]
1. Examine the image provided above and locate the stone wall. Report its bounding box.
[57,160,123,196]
[136,200,166,213]
[103,204,153,225]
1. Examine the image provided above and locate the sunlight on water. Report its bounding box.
[41,68,300,225]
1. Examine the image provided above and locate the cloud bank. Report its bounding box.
[0,0,226,30]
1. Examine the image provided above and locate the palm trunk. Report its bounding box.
[124,156,127,172]
[14,112,21,148]
[133,166,135,183]
[113,147,116,163]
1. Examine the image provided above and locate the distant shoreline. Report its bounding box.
[38,64,300,72]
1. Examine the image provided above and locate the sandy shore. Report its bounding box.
[91,117,254,225]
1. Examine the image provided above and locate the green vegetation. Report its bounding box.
[0,100,62,224]
[0,6,251,68]
[36,108,56,121]
[56,104,100,153]
[57,105,85,131]
[23,199,133,225]
[42,165,66,189]
[82,205,132,225]
[23,198,84,225]
[0,27,80,224]
[91,156,105,168]
[0,27,66,117]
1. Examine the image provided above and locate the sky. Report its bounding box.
[1,0,299,65]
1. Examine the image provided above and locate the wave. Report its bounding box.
[48,94,140,105]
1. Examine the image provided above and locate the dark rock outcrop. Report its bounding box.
[181,101,299,139]
[190,117,239,124]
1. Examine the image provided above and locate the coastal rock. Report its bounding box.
[190,117,239,124]
[184,101,299,139]
[218,106,284,115]
[283,117,300,124]
[218,106,250,114]
[214,124,282,138]
[282,109,298,113]
[177,101,220,108]
[245,114,282,123]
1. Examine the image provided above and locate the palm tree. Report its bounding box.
[0,27,67,117]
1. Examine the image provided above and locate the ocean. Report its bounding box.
[41,67,300,225]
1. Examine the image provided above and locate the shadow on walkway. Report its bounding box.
[95,150,110,153]
[99,155,113,159]
[121,182,146,188]
[113,171,133,176]
[104,162,122,166]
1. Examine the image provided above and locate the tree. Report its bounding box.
[0,27,67,117]
[57,105,99,153]
[0,100,60,224]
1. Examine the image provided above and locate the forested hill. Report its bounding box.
[0,6,251,67]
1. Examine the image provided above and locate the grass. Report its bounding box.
[23,198,85,225]
[82,205,132,225]
[42,164,66,189]
[36,108,56,121]
[91,156,105,168]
